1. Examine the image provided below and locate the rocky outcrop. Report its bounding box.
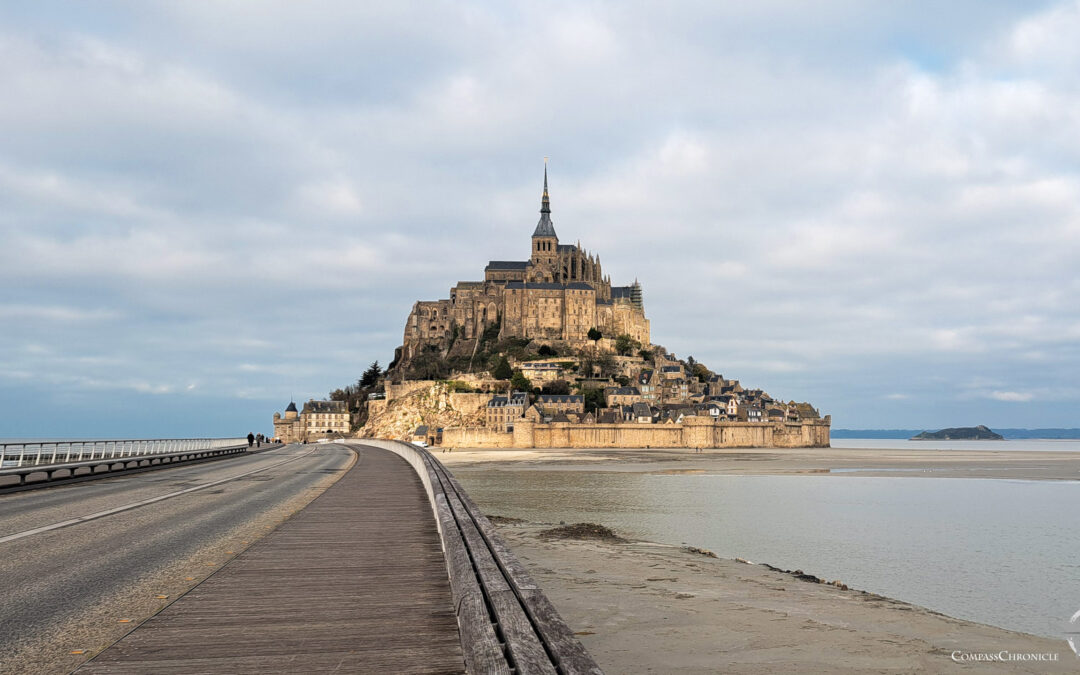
[361,381,488,440]
[911,425,1003,440]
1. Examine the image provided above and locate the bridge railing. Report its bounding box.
[1,438,248,469]
[358,438,603,675]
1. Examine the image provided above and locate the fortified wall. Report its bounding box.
[442,416,831,449]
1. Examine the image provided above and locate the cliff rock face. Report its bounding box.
[361,382,488,440]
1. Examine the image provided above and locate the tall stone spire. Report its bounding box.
[541,163,550,214]
[533,160,557,238]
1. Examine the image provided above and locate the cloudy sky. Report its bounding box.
[2,1,1078,437]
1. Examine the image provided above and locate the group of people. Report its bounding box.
[246,432,268,448]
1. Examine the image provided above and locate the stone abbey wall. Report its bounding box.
[441,416,831,449]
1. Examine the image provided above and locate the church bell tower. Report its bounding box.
[531,162,558,268]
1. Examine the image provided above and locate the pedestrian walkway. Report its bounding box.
[78,445,464,673]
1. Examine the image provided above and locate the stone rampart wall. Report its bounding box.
[442,427,515,448]
[445,416,830,449]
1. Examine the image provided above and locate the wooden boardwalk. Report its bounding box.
[79,444,465,674]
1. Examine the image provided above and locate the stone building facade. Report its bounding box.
[400,167,650,362]
[485,392,528,431]
[273,399,352,443]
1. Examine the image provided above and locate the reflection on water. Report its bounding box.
[456,470,1079,639]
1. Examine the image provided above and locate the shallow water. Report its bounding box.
[832,438,1080,452]
[456,468,1080,639]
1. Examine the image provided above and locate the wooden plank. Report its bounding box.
[425,458,510,674]
[432,456,605,675]
[488,590,557,675]
[78,445,466,674]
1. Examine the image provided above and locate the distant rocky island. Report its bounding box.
[910,425,1004,441]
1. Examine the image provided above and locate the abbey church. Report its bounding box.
[399,167,650,362]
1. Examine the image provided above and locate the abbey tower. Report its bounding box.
[398,166,650,364]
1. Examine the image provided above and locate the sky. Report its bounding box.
[1,1,1079,437]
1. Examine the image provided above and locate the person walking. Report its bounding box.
[247,432,255,448]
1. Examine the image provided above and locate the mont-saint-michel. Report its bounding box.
[276,169,830,448]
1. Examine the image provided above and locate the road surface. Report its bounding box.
[0,443,354,674]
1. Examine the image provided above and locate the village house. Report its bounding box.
[535,394,585,416]
[604,386,642,407]
[517,361,565,384]
[637,369,661,402]
[486,391,528,431]
[631,402,654,423]
[272,399,352,443]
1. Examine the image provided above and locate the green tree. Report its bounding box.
[614,334,640,356]
[638,348,654,360]
[587,327,603,342]
[596,351,617,377]
[542,379,571,395]
[409,351,449,380]
[510,369,531,392]
[691,362,713,382]
[580,387,605,413]
[538,344,557,357]
[360,361,382,388]
[492,355,512,380]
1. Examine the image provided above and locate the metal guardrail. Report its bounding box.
[358,439,603,675]
[1,438,247,469]
[0,445,254,489]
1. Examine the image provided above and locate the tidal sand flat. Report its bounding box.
[443,445,1080,672]
[492,522,1071,674]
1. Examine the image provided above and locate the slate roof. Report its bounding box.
[611,286,633,299]
[536,394,583,403]
[488,392,527,407]
[661,366,682,373]
[632,402,652,418]
[414,425,429,436]
[302,400,347,414]
[533,213,557,237]
[485,261,528,270]
[609,387,640,396]
[285,401,297,413]
[533,168,557,237]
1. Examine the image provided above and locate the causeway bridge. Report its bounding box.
[0,439,601,674]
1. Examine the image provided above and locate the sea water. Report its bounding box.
[455,461,1079,639]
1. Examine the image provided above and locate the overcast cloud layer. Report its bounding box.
[2,1,1078,437]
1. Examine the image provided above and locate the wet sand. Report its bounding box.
[437,446,1080,672]
[495,522,1074,673]
[438,445,1080,481]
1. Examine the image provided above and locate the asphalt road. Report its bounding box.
[0,443,355,674]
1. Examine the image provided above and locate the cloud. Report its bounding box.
[0,305,121,322]
[989,391,1035,402]
[1,1,1078,435]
